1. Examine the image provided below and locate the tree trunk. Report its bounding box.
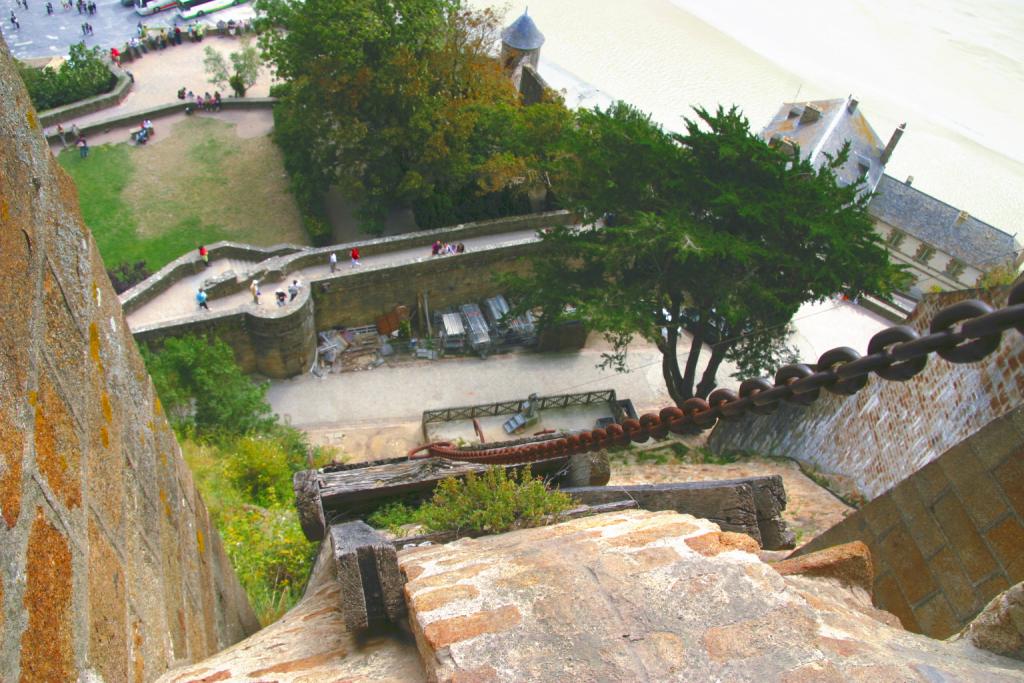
[695,342,729,399]
[679,309,705,401]
[660,292,688,405]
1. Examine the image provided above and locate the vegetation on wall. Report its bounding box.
[141,334,336,624]
[257,0,570,233]
[366,465,574,536]
[506,103,906,402]
[18,42,116,110]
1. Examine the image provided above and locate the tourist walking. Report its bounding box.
[288,279,301,301]
[275,289,287,306]
[56,124,67,148]
[45,2,53,15]
[196,288,209,311]
[249,279,260,304]
[198,244,209,267]
[77,136,88,158]
[350,247,361,267]
[9,12,19,30]
[329,251,337,273]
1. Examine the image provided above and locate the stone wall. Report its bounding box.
[0,40,259,682]
[792,406,1024,639]
[708,287,1024,498]
[36,61,133,128]
[133,239,541,378]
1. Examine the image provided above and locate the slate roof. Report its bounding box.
[761,98,887,192]
[502,12,545,51]
[868,174,1020,269]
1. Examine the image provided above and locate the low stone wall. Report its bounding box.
[121,241,305,314]
[37,61,133,128]
[44,96,278,146]
[134,284,318,379]
[707,286,1024,499]
[313,239,541,331]
[792,405,1024,639]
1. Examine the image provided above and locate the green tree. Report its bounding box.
[257,0,568,232]
[140,334,276,437]
[203,40,262,97]
[512,103,904,403]
[18,42,116,110]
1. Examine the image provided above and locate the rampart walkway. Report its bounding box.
[124,227,540,329]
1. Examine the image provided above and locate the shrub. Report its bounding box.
[140,334,276,438]
[219,504,317,624]
[368,466,575,535]
[106,260,150,293]
[18,42,116,110]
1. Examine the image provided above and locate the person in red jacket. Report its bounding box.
[198,244,209,267]
[350,247,361,267]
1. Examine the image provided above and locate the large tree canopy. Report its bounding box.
[511,103,904,403]
[258,0,569,233]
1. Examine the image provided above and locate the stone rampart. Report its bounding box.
[36,60,133,128]
[0,40,259,682]
[133,239,541,378]
[707,286,1024,498]
[792,406,1024,639]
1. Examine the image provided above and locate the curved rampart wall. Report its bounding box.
[132,238,543,378]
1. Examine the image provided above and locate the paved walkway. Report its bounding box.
[266,299,891,459]
[125,229,539,328]
[43,32,275,140]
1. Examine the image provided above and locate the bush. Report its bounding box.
[140,334,276,438]
[367,466,574,535]
[106,260,150,293]
[19,42,116,110]
[219,504,317,624]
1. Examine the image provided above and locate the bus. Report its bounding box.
[178,0,242,20]
[135,0,218,16]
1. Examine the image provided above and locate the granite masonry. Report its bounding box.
[0,39,258,682]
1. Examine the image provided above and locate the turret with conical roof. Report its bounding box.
[501,9,545,72]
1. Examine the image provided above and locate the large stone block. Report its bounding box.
[399,510,1024,682]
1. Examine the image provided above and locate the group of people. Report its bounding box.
[243,278,304,307]
[431,240,466,256]
[179,88,221,112]
[79,20,93,34]
[328,248,362,273]
[134,118,154,144]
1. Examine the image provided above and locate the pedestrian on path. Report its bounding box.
[77,136,88,158]
[288,279,301,301]
[198,244,209,267]
[56,124,67,148]
[70,123,81,141]
[329,252,337,273]
[196,288,209,311]
[45,2,53,15]
[249,279,260,304]
[9,12,19,29]
[350,247,361,267]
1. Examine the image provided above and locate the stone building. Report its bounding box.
[870,174,1020,296]
[761,97,1020,298]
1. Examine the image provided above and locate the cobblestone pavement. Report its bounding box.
[2,0,256,59]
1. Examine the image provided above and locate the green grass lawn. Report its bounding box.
[58,116,308,271]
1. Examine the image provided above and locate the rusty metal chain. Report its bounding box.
[412,282,1024,465]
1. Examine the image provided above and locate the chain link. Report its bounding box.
[416,282,1024,464]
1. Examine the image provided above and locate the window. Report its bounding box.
[945,258,966,279]
[913,243,936,264]
[886,229,905,250]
